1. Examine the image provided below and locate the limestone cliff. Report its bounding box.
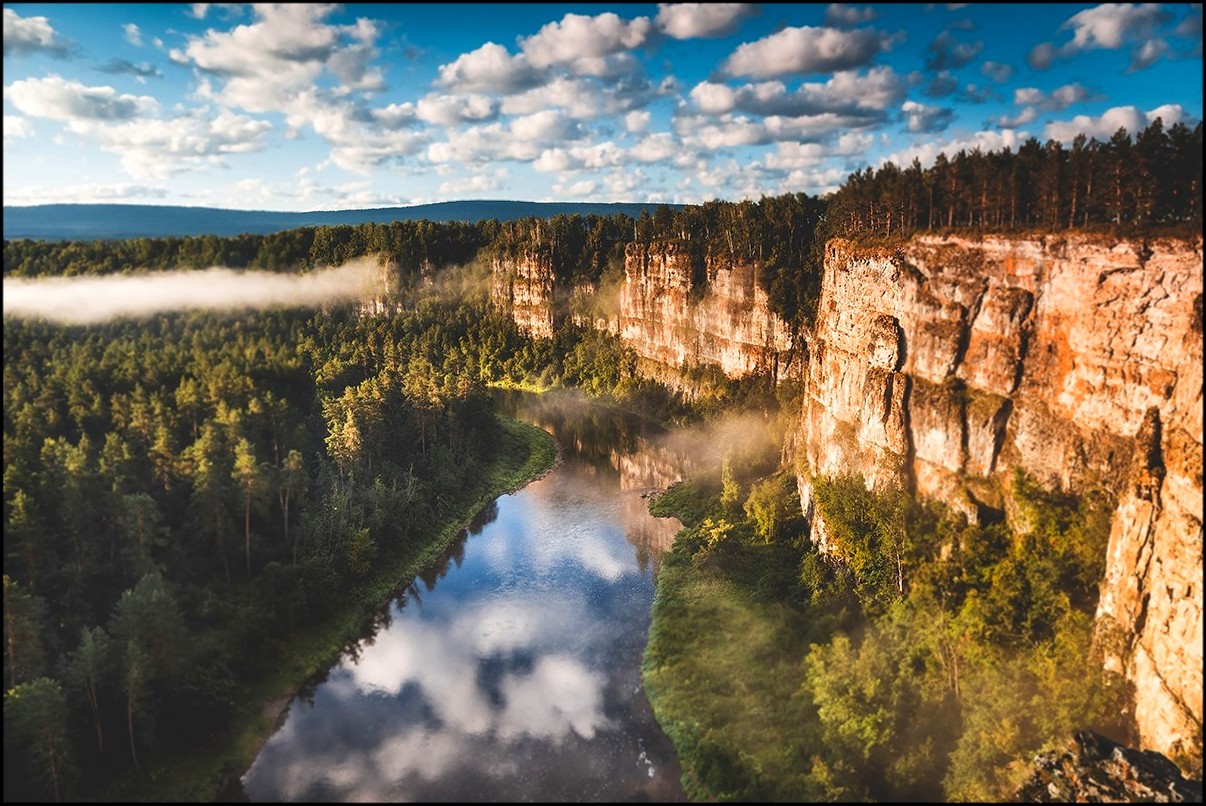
[491,252,557,339]
[796,233,1203,768]
[618,242,794,379]
[489,241,794,379]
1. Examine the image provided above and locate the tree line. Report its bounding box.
[827,119,1203,238]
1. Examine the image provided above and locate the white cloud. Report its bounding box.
[1063,3,1167,50]
[676,113,770,149]
[624,110,651,133]
[172,4,383,115]
[416,94,498,126]
[86,110,273,180]
[5,75,158,121]
[689,67,905,121]
[3,115,34,139]
[901,100,955,133]
[551,178,598,198]
[655,3,756,39]
[825,4,880,27]
[123,23,142,47]
[5,76,271,179]
[996,107,1037,129]
[629,132,679,163]
[520,12,653,74]
[427,112,586,166]
[1128,36,1169,71]
[499,75,665,120]
[1013,83,1099,111]
[881,129,1028,170]
[3,183,169,205]
[97,59,163,81]
[1029,3,1172,71]
[722,25,888,77]
[1043,103,1188,142]
[3,8,71,57]
[436,42,542,94]
[438,169,507,196]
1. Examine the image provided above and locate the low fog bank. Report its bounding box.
[2,258,382,325]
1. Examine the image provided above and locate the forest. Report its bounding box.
[4,118,1198,801]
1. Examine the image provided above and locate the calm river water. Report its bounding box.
[241,391,691,801]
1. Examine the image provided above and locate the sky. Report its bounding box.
[2,3,1202,211]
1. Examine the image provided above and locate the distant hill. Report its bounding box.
[2,200,681,242]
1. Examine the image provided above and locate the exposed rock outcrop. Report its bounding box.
[489,241,794,379]
[1014,731,1203,802]
[797,233,1203,770]
[491,252,557,338]
[618,242,793,379]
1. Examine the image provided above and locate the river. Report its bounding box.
[241,390,693,801]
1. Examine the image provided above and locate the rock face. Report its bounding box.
[491,252,557,338]
[490,241,794,378]
[619,241,794,379]
[797,234,1203,767]
[1014,731,1203,802]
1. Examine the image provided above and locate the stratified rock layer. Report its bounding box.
[618,242,793,379]
[491,252,557,338]
[797,234,1203,767]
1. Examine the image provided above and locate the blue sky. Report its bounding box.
[3,3,1202,211]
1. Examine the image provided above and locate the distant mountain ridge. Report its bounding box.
[2,200,681,242]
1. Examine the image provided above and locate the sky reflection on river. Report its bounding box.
[242,394,687,802]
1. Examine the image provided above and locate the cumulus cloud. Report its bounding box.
[499,74,668,120]
[901,100,955,132]
[1013,82,1099,110]
[825,4,880,27]
[3,8,72,58]
[624,110,651,133]
[1043,103,1188,142]
[1029,3,1173,72]
[922,69,959,98]
[427,111,586,165]
[122,23,142,47]
[416,94,498,126]
[762,132,872,170]
[655,3,756,39]
[5,76,271,178]
[436,42,543,94]
[690,67,905,119]
[438,169,507,196]
[980,60,1015,83]
[722,25,889,77]
[172,4,384,114]
[995,106,1037,129]
[3,260,383,325]
[924,29,984,71]
[97,59,163,80]
[5,75,158,121]
[881,128,1028,170]
[3,115,34,139]
[520,12,652,75]
[88,110,273,180]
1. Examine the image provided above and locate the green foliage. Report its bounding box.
[648,464,1126,803]
[743,473,803,544]
[4,677,77,801]
[828,119,1202,237]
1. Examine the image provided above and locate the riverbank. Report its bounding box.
[642,479,815,801]
[110,415,556,802]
